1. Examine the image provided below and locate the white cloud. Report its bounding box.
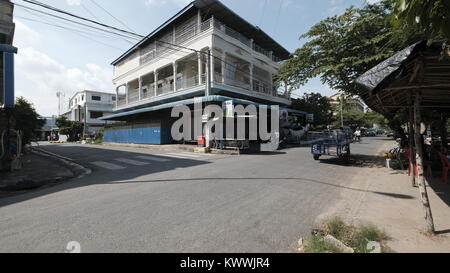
[14,20,114,117]
[66,0,81,6]
[13,20,40,48]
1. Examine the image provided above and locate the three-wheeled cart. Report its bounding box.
[308,129,352,161]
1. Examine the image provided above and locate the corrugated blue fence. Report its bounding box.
[104,127,172,145]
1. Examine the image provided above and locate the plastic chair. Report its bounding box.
[404,148,433,178]
[438,152,450,184]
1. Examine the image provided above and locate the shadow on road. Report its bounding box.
[0,144,213,208]
[318,154,387,168]
[104,176,415,200]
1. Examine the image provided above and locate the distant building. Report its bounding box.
[328,93,365,115]
[63,90,115,134]
[36,116,58,141]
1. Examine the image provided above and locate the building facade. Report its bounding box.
[101,0,301,146]
[63,90,115,134]
[328,93,365,115]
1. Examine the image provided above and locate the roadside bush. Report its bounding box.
[302,217,390,253]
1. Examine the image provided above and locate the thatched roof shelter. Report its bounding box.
[356,40,450,234]
[356,41,450,115]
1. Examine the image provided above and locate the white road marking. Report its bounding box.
[91,161,126,170]
[135,155,171,162]
[155,153,198,159]
[114,158,151,166]
[168,153,201,158]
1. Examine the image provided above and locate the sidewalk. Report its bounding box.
[0,152,74,196]
[318,141,450,252]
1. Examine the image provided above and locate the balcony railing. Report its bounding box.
[253,43,271,59]
[156,83,174,96]
[177,75,200,91]
[141,84,156,99]
[128,89,140,103]
[134,17,282,68]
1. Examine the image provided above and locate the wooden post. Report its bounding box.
[408,94,417,187]
[414,92,435,233]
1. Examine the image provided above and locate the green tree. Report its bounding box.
[392,0,450,41]
[275,0,425,96]
[291,92,332,128]
[331,109,366,130]
[12,97,45,145]
[55,116,83,142]
[364,111,389,129]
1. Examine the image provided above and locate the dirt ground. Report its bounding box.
[318,140,450,253]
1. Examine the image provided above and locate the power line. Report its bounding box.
[259,0,268,27]
[16,16,129,51]
[81,3,101,22]
[14,1,280,88]
[19,7,136,44]
[13,3,141,41]
[273,0,283,36]
[88,0,136,33]
[20,0,143,38]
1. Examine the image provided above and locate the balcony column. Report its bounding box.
[249,63,254,92]
[154,70,158,97]
[115,86,119,108]
[173,62,177,92]
[125,82,129,104]
[210,50,215,84]
[197,9,201,30]
[138,77,142,101]
[221,52,226,84]
[197,52,202,85]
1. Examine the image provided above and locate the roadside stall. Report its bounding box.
[356,40,450,233]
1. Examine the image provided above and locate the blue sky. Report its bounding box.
[13,0,374,116]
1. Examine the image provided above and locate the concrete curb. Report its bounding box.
[31,147,92,179]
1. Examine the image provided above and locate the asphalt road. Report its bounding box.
[0,137,389,253]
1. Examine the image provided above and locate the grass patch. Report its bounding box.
[301,217,390,253]
[303,235,343,253]
[325,216,347,238]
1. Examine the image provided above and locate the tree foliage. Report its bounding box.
[12,97,45,145]
[392,0,450,41]
[290,93,332,128]
[55,116,83,142]
[275,0,425,96]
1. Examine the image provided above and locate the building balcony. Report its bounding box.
[114,17,284,81]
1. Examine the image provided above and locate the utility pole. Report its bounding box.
[83,102,87,139]
[414,92,435,233]
[340,94,344,128]
[56,91,64,116]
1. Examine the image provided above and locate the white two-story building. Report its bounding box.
[101,0,301,146]
[63,90,115,134]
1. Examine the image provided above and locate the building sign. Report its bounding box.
[223,100,234,118]
[307,114,314,123]
[0,45,17,108]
